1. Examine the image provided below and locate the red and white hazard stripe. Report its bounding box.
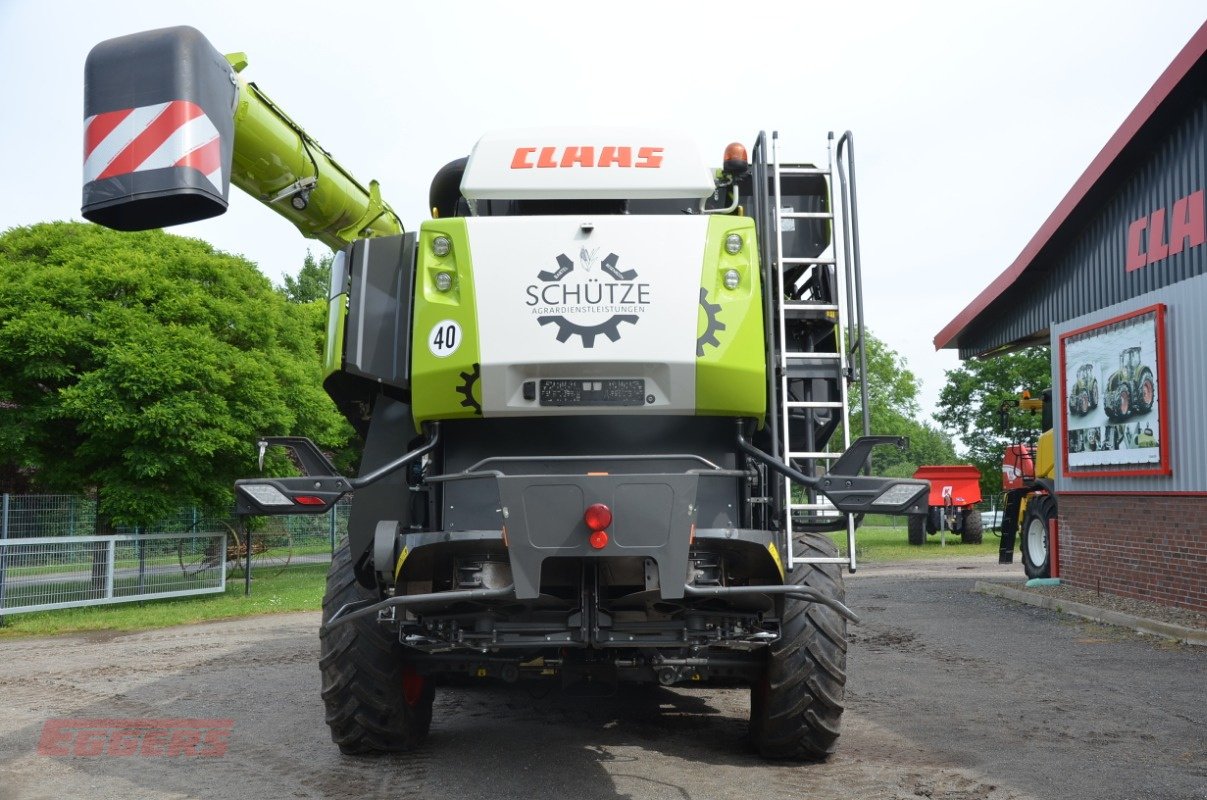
[83,100,223,191]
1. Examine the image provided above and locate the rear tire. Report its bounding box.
[750,532,847,760]
[319,538,434,754]
[1138,371,1155,413]
[960,508,983,544]
[907,514,926,546]
[1021,496,1054,579]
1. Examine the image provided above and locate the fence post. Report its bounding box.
[136,526,146,597]
[243,519,252,596]
[0,494,9,624]
[105,538,116,599]
[218,531,227,592]
[329,506,337,554]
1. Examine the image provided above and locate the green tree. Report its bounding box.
[280,250,332,304]
[0,222,354,526]
[934,347,1052,496]
[850,332,958,475]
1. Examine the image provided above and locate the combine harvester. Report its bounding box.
[82,26,927,760]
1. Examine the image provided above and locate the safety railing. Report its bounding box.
[0,493,350,557]
[0,532,226,616]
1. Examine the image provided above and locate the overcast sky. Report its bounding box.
[1,1,1203,429]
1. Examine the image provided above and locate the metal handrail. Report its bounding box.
[835,130,870,437]
[751,130,781,528]
[427,453,753,483]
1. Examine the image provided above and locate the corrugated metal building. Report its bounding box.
[936,21,1207,613]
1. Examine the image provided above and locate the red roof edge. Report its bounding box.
[934,18,1207,353]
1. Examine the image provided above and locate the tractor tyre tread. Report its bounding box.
[750,532,847,761]
[961,508,983,545]
[320,538,433,755]
[1021,496,1054,580]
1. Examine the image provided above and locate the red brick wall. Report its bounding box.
[1059,495,1207,613]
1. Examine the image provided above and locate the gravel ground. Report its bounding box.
[0,555,1203,800]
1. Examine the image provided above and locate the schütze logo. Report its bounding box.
[524,248,650,347]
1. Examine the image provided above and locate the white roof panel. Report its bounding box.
[460,127,716,202]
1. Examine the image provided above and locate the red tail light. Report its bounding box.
[294,495,326,506]
[584,503,612,531]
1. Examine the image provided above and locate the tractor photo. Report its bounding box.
[1067,362,1099,416]
[1104,346,1155,420]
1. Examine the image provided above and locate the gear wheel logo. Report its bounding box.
[528,250,647,348]
[455,362,482,416]
[537,314,638,348]
[696,287,726,357]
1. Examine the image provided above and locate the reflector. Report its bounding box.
[584,503,612,531]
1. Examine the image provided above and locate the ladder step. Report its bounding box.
[782,257,834,265]
[784,400,844,409]
[789,556,849,565]
[780,167,829,176]
[784,364,844,379]
[789,502,838,511]
[779,211,832,220]
[786,451,839,459]
[784,351,842,359]
[782,303,839,312]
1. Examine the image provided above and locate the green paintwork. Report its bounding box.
[323,291,347,379]
[696,216,766,420]
[220,54,404,379]
[224,54,403,250]
[410,220,483,424]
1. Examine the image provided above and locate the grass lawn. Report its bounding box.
[0,563,329,639]
[828,523,1003,563]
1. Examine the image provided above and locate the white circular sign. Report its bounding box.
[428,320,462,358]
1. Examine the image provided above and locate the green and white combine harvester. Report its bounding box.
[82,27,927,760]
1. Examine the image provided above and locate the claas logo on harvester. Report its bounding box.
[509,145,665,169]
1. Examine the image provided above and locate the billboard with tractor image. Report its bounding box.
[1059,304,1170,476]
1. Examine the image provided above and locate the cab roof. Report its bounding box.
[460,127,716,203]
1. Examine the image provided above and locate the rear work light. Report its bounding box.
[239,484,293,506]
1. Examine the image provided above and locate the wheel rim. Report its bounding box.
[1026,516,1047,566]
[1142,379,1153,406]
[1119,389,1129,415]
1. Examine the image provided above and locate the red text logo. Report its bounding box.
[510,146,664,169]
[38,718,233,757]
[1126,189,1205,272]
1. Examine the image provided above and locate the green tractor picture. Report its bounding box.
[1105,346,1156,420]
[1067,363,1099,416]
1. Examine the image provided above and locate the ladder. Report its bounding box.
[754,131,869,572]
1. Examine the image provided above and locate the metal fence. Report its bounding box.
[0,532,227,616]
[0,494,351,558]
